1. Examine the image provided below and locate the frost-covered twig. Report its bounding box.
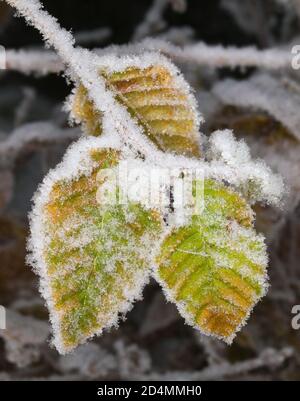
[196,334,227,366]
[143,39,293,70]
[4,0,76,65]
[14,87,35,127]
[6,28,112,71]
[5,39,293,75]
[133,0,187,41]
[0,122,80,167]
[136,347,293,380]
[133,0,169,41]
[6,48,63,75]
[0,309,49,368]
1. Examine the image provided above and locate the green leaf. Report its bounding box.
[155,179,268,343]
[40,148,162,353]
[71,63,201,157]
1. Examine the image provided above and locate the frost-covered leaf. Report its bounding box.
[28,137,162,353]
[155,179,268,343]
[71,58,201,157]
[212,74,300,142]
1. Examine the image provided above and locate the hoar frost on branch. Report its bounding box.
[4,39,293,75]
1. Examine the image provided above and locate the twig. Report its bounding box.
[0,122,80,167]
[133,0,169,41]
[14,87,35,127]
[144,39,292,70]
[135,347,293,380]
[5,39,293,75]
[5,48,63,75]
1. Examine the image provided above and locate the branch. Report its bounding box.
[144,38,293,70]
[5,39,293,75]
[135,347,293,380]
[0,122,80,167]
[6,48,63,74]
[132,0,169,41]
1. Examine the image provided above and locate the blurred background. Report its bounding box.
[0,0,300,380]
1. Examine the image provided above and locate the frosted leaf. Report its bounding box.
[154,179,268,343]
[69,54,202,157]
[28,136,162,354]
[212,73,300,142]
